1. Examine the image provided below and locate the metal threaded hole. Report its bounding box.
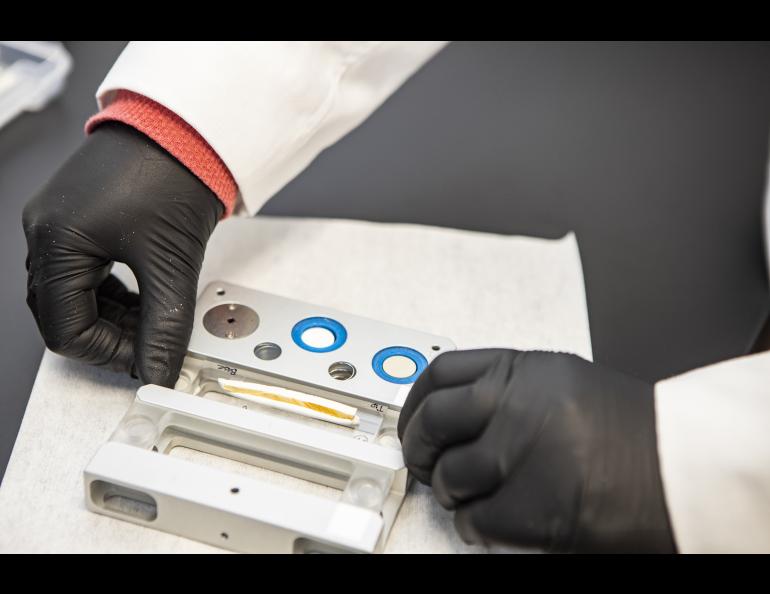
[254,342,282,360]
[328,361,356,380]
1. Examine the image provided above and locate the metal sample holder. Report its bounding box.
[84,282,455,553]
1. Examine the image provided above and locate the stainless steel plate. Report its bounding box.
[189,282,456,409]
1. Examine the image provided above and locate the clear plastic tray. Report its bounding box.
[0,41,72,130]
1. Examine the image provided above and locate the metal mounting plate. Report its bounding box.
[187,282,456,410]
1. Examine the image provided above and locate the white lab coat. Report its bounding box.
[96,41,770,553]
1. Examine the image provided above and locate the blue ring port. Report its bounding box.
[372,346,428,384]
[291,317,348,353]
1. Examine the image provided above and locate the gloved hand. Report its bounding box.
[23,122,223,387]
[397,349,677,553]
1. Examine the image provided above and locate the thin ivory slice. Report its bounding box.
[217,378,360,428]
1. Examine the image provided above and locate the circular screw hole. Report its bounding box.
[348,477,385,509]
[254,342,282,361]
[220,532,229,540]
[115,415,159,449]
[376,428,401,450]
[432,345,441,351]
[329,361,356,381]
[230,487,240,494]
[216,288,226,296]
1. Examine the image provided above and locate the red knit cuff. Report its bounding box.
[85,90,238,217]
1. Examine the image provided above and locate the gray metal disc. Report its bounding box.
[203,303,259,339]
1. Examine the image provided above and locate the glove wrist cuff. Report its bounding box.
[85,90,237,217]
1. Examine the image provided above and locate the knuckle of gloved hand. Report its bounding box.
[431,472,457,510]
[520,351,587,394]
[470,371,504,406]
[437,450,496,509]
[40,327,78,355]
[513,352,597,435]
[420,394,452,441]
[454,506,487,545]
[421,351,449,384]
[470,366,511,418]
[475,446,504,484]
[22,212,50,245]
[21,190,58,229]
[21,200,41,230]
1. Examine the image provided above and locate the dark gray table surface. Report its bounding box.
[2,41,769,481]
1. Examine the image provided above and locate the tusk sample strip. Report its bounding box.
[217,378,360,427]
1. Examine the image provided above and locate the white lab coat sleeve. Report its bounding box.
[654,350,770,553]
[95,41,448,215]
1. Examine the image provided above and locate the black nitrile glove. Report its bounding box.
[23,122,223,387]
[397,349,676,553]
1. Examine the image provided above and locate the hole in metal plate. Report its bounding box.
[254,342,282,360]
[291,317,347,352]
[203,303,259,339]
[328,361,356,380]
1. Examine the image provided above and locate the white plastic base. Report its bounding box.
[85,384,407,553]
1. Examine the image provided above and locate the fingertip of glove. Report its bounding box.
[134,354,180,388]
